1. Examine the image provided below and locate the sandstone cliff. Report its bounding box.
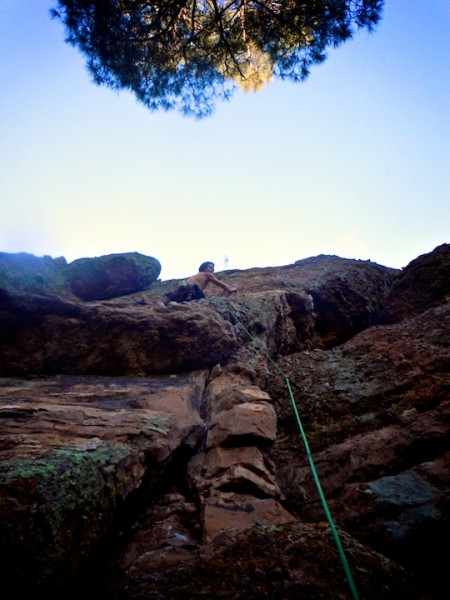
[0,245,449,599]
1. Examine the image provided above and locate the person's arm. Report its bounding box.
[207,273,237,294]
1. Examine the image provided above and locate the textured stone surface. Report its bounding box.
[202,492,296,542]
[206,402,277,449]
[102,522,418,600]
[0,294,239,375]
[0,245,449,599]
[381,243,450,323]
[0,373,206,597]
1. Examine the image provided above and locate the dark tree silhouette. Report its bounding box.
[51,1,384,117]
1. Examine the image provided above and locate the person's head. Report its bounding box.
[199,261,215,273]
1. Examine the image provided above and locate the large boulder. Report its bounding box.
[0,251,161,301]
[65,252,161,300]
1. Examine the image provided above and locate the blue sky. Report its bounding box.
[1,1,449,281]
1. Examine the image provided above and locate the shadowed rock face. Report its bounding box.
[380,243,450,323]
[0,245,449,600]
[0,294,239,375]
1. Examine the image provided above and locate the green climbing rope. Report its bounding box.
[210,296,360,600]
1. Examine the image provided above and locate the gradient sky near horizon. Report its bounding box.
[1,1,449,281]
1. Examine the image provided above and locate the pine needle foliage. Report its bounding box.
[51,1,384,117]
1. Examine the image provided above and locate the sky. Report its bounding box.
[0,1,449,281]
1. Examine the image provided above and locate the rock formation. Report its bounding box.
[0,244,448,599]
[0,251,161,300]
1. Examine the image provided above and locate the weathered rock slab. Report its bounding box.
[0,295,240,375]
[0,373,206,596]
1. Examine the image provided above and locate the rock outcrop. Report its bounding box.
[0,251,161,300]
[0,244,449,599]
[0,292,238,375]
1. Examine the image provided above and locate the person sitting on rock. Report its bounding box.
[164,262,237,304]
